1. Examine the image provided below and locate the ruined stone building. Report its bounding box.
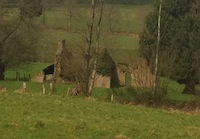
[32,40,154,89]
[114,59,155,88]
[95,48,119,88]
[31,40,73,83]
[54,40,73,82]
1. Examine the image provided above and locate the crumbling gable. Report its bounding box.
[32,40,154,89]
[54,40,73,83]
[95,48,119,88]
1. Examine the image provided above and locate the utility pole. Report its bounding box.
[153,0,162,96]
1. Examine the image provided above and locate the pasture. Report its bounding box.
[36,4,152,63]
[1,4,200,139]
[1,93,200,139]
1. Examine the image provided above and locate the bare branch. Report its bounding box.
[0,16,23,47]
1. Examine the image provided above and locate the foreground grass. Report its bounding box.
[0,93,200,139]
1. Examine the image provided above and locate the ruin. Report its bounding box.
[96,48,119,88]
[130,58,155,88]
[32,40,154,89]
[94,74,111,88]
[116,63,128,86]
[31,72,45,83]
[53,40,73,83]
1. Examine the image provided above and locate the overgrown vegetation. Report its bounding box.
[140,0,200,95]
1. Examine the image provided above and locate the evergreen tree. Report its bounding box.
[140,0,200,94]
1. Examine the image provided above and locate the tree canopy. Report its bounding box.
[140,0,200,94]
[0,2,44,80]
[20,0,43,18]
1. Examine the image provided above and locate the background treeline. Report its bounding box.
[2,0,153,8]
[105,0,153,4]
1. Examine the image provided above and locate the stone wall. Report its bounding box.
[31,72,44,83]
[116,63,129,86]
[116,68,126,86]
[54,40,65,82]
[94,74,111,88]
[54,40,73,83]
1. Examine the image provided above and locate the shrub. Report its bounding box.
[108,83,169,107]
[180,97,200,111]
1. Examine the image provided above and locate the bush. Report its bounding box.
[180,98,200,111]
[108,87,136,104]
[109,83,169,107]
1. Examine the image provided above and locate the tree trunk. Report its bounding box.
[182,79,196,95]
[69,10,72,32]
[0,65,5,80]
[87,58,97,97]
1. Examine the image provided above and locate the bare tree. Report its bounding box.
[70,0,104,97]
[87,0,104,97]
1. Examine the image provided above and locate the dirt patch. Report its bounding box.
[0,85,6,93]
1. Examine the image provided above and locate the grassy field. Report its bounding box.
[5,5,152,63]
[5,63,51,81]
[36,4,152,63]
[42,29,140,63]
[0,93,200,139]
[1,5,200,138]
[3,4,197,104]
[2,62,196,105]
[41,5,152,33]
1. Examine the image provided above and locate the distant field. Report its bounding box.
[38,4,152,63]
[3,5,152,63]
[5,63,51,81]
[0,93,200,139]
[2,5,200,139]
[41,5,152,33]
[43,29,140,63]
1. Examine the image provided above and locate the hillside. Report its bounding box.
[0,93,200,139]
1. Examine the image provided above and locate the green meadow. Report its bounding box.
[1,93,200,139]
[1,4,200,139]
[37,4,152,63]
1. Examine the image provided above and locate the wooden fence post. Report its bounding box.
[22,82,27,93]
[111,94,114,103]
[50,82,55,94]
[67,87,70,96]
[42,84,46,94]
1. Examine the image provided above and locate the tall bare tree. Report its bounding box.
[70,0,104,97]
[87,0,104,97]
